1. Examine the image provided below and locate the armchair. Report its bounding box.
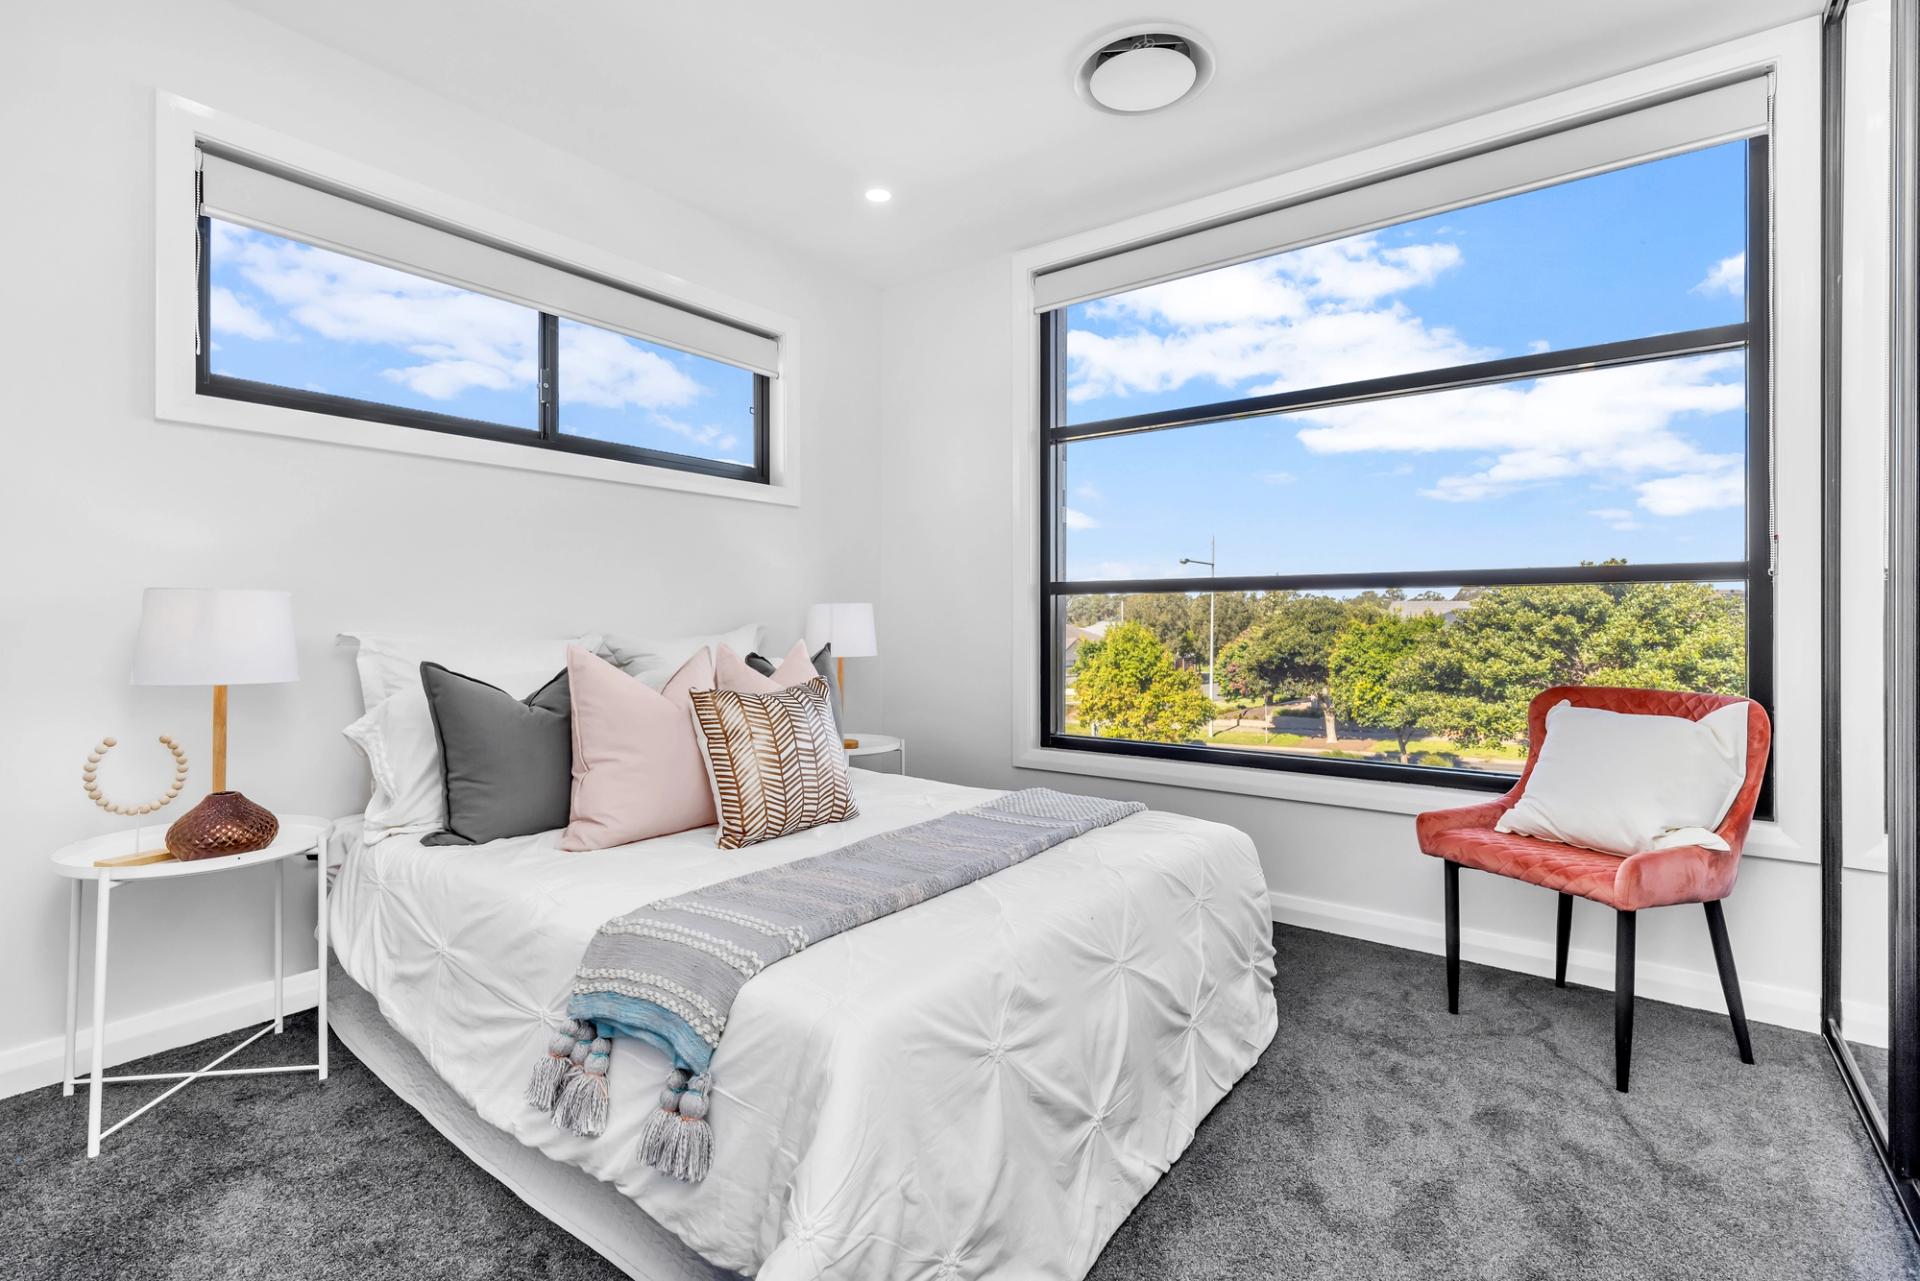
[1415,686,1772,1092]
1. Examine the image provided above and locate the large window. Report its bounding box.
[1040,97,1772,791]
[195,151,774,482]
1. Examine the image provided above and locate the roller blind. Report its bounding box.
[1034,76,1771,313]
[198,149,781,377]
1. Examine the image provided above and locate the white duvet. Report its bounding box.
[330,770,1278,1280]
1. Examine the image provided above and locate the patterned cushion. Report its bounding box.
[689,677,858,850]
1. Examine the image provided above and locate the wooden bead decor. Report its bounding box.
[83,734,189,817]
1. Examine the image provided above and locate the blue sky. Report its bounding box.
[205,220,754,463]
[1062,141,1750,580]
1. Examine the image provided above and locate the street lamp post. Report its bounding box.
[1179,536,1217,706]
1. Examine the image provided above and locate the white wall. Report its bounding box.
[0,0,883,1095]
[877,17,1890,1041]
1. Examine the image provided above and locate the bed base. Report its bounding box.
[326,959,738,1281]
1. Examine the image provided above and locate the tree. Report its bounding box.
[1327,614,1443,760]
[1073,622,1218,743]
[1397,581,1746,751]
[1215,593,1373,740]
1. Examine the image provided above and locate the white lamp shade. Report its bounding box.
[805,602,877,659]
[130,589,299,686]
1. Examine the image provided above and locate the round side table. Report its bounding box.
[843,732,907,774]
[50,816,331,1157]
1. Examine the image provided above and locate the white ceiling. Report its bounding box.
[228,0,1820,284]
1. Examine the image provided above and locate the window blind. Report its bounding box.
[198,148,781,377]
[1033,76,1771,313]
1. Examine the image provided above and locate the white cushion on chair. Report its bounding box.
[1495,699,1748,856]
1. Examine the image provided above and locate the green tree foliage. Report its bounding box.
[1073,622,1218,743]
[1327,614,1444,760]
[1398,582,1746,748]
[1214,593,1373,737]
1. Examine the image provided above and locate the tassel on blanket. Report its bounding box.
[526,1019,587,1111]
[639,1069,714,1183]
[551,1033,613,1137]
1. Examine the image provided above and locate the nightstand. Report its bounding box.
[50,816,331,1157]
[843,733,907,775]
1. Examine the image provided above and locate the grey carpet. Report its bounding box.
[2,926,1912,1280]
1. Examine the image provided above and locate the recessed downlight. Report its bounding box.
[865,187,893,204]
[1075,26,1213,115]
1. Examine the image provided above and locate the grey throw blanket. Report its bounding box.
[525,788,1145,1181]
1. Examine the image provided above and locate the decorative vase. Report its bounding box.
[165,790,279,860]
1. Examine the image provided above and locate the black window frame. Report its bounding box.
[195,217,772,485]
[1038,135,1775,802]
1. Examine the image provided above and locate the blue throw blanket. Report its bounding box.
[525,788,1145,1181]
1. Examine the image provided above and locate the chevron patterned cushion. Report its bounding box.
[689,677,857,850]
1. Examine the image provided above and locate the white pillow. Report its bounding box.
[342,689,445,844]
[339,631,599,712]
[602,623,760,689]
[1496,699,1748,856]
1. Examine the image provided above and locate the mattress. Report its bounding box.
[330,770,1278,1280]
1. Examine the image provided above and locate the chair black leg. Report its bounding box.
[1704,900,1756,1065]
[1444,861,1460,1015]
[1615,910,1636,1093]
[1555,893,1573,988]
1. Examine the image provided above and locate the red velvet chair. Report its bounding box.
[1415,686,1772,1092]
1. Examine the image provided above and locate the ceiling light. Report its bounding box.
[865,188,892,204]
[1076,27,1213,115]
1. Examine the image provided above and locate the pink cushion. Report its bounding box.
[558,644,717,851]
[715,640,816,692]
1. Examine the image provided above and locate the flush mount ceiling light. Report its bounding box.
[865,187,892,204]
[1076,26,1213,115]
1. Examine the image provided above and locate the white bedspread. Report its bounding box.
[330,771,1277,1279]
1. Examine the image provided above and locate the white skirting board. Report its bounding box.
[0,967,322,1102]
[326,960,737,1281]
[1269,889,1890,1048]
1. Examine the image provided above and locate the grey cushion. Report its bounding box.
[419,663,572,846]
[746,644,843,730]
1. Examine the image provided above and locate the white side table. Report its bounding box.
[844,732,907,774]
[50,815,331,1157]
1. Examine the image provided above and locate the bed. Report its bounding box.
[329,768,1278,1280]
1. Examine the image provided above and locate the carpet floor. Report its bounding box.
[3,926,1913,1280]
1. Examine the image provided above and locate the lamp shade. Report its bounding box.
[130,588,299,686]
[804,602,877,659]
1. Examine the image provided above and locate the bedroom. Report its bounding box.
[2,0,1918,1277]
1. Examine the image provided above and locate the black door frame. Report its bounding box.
[1822,0,1920,1234]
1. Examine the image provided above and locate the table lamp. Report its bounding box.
[130,588,298,860]
[805,602,876,748]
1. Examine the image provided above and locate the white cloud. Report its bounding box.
[1589,507,1643,532]
[1693,252,1745,299]
[1072,480,1103,502]
[1063,507,1099,531]
[1069,232,1477,405]
[1294,354,1745,511]
[209,287,276,341]
[1636,467,1744,516]
[211,223,713,413]
[1527,339,1552,354]
[557,323,701,411]
[1261,471,1296,485]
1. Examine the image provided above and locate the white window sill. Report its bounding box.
[1013,744,1814,867]
[156,391,800,506]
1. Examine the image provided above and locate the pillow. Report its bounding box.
[340,631,598,712]
[419,663,573,846]
[689,679,857,850]
[603,623,760,689]
[1496,699,1749,856]
[341,688,445,844]
[744,643,843,728]
[560,645,717,851]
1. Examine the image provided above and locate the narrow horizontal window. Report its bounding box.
[194,148,776,484]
